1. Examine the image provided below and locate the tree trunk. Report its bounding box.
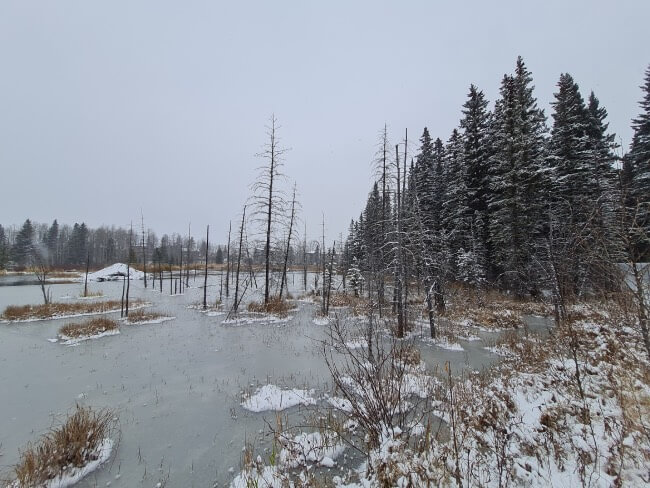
[225,221,231,298]
[279,187,297,299]
[234,206,246,313]
[203,225,209,309]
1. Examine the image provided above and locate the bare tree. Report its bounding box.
[233,206,247,313]
[141,212,147,289]
[83,251,90,298]
[225,221,231,298]
[251,114,288,305]
[125,223,132,317]
[203,225,209,309]
[279,184,299,300]
[33,251,51,305]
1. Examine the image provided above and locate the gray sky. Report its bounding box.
[1,1,648,243]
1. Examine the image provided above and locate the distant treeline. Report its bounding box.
[0,219,323,271]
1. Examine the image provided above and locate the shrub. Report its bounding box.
[12,405,115,487]
[59,317,118,339]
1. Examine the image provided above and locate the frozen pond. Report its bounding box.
[0,272,543,486]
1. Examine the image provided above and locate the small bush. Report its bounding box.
[59,318,118,339]
[12,405,115,487]
[125,309,164,323]
[247,297,293,317]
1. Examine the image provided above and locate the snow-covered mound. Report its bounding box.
[86,263,145,282]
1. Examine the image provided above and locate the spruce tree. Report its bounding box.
[627,65,650,258]
[0,224,8,269]
[488,58,548,294]
[13,219,35,267]
[460,85,492,275]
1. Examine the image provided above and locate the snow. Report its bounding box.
[278,431,345,468]
[223,314,294,326]
[327,396,353,413]
[241,384,317,412]
[313,316,330,326]
[230,465,286,488]
[10,438,113,488]
[59,329,120,345]
[85,263,145,282]
[124,316,175,325]
[345,338,368,349]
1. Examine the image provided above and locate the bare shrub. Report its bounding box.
[59,317,118,339]
[247,297,293,317]
[125,309,166,323]
[11,405,116,487]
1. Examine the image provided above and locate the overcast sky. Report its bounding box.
[1,1,648,244]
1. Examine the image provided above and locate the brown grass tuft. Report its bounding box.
[12,405,115,487]
[59,317,119,339]
[247,297,293,317]
[1,300,144,322]
[125,309,165,323]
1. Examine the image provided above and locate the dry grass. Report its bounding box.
[327,292,370,316]
[11,405,115,487]
[444,288,550,329]
[1,300,143,322]
[125,309,165,323]
[80,290,104,298]
[59,317,119,339]
[247,297,293,317]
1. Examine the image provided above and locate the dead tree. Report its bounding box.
[141,212,147,289]
[279,184,299,300]
[83,251,90,297]
[203,225,209,309]
[126,224,132,317]
[33,251,51,305]
[233,206,246,313]
[303,223,308,292]
[321,214,327,315]
[252,114,288,305]
[225,221,231,298]
[186,222,191,288]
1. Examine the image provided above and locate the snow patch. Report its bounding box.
[241,384,316,412]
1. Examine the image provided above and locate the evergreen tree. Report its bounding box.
[488,58,548,293]
[46,219,59,265]
[459,84,492,274]
[627,65,650,257]
[442,129,470,262]
[13,219,35,267]
[0,224,8,269]
[215,245,224,264]
[547,73,591,218]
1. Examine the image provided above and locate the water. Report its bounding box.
[0,273,547,487]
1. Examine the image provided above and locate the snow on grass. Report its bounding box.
[230,464,285,488]
[241,384,317,412]
[32,438,113,488]
[278,431,345,468]
[59,329,120,346]
[223,314,294,326]
[124,316,175,326]
[326,396,353,413]
[345,338,368,349]
[313,316,330,326]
